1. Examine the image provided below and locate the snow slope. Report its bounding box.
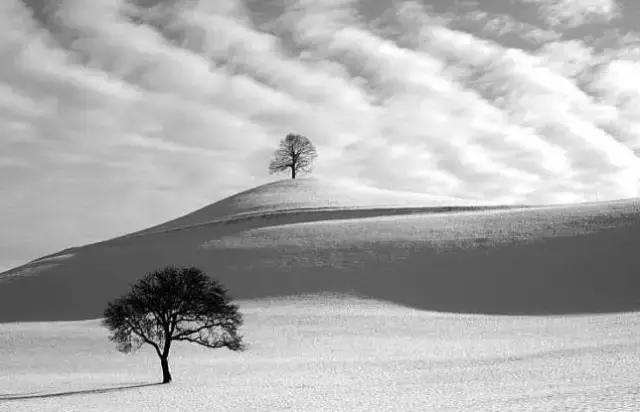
[133,178,477,235]
[1,178,639,321]
[2,296,640,411]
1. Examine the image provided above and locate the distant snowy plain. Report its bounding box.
[2,295,640,411]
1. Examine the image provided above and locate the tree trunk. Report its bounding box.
[160,356,172,384]
[291,166,296,179]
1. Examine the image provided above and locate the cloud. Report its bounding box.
[590,58,640,152]
[452,10,560,46]
[521,0,620,28]
[0,0,639,269]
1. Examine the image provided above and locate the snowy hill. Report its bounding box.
[130,178,479,236]
[1,178,639,321]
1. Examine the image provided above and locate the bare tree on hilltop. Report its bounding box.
[269,134,318,179]
[103,266,244,384]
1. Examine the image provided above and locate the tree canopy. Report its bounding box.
[103,266,243,383]
[269,134,318,179]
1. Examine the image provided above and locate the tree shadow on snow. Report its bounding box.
[0,382,161,401]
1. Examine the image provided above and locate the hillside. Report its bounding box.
[129,178,477,236]
[1,179,639,321]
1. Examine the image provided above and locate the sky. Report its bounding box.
[1,0,640,270]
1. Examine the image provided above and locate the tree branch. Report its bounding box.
[125,319,162,357]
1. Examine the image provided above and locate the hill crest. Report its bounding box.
[133,178,478,236]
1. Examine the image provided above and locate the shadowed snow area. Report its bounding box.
[1,179,639,321]
[2,296,640,411]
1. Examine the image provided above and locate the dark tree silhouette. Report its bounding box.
[103,266,243,384]
[269,134,318,179]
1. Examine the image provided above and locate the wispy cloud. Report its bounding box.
[520,0,620,28]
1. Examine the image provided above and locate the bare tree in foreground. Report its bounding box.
[269,133,318,179]
[103,266,243,384]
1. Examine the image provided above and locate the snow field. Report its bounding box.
[2,295,640,411]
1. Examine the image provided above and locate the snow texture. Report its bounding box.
[2,296,640,411]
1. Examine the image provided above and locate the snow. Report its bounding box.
[2,179,640,409]
[1,181,639,320]
[204,201,639,250]
[2,295,640,411]
[134,178,482,236]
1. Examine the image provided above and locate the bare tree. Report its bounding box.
[269,134,318,179]
[103,266,243,384]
